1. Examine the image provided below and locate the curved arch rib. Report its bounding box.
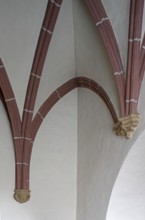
[31,77,118,142]
[19,76,117,190]
[84,0,125,116]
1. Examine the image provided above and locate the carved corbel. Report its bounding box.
[113,113,141,139]
[14,189,31,203]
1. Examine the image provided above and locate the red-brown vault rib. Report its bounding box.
[21,0,63,190]
[84,0,125,116]
[0,59,22,190]
[21,1,62,139]
[126,0,144,114]
[125,0,136,115]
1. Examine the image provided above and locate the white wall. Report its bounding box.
[76,88,127,220]
[106,130,145,220]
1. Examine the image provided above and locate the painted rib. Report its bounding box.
[21,0,63,189]
[126,0,144,114]
[0,59,22,189]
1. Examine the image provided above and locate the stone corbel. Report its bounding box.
[14,189,31,203]
[113,113,141,139]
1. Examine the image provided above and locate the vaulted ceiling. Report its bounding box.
[0,2,145,216]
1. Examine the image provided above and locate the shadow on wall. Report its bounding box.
[106,130,145,220]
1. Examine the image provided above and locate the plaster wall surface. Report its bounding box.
[106,130,145,220]
[77,89,127,220]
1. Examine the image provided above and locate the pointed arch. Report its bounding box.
[30,77,118,143]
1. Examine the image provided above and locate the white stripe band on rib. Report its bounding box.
[16,162,29,166]
[0,65,4,68]
[23,162,29,166]
[5,97,15,102]
[42,27,53,35]
[56,90,61,99]
[14,137,32,141]
[37,111,44,120]
[16,162,22,165]
[31,73,41,79]
[96,17,109,26]
[129,38,141,42]
[114,71,124,76]
[50,0,61,7]
[24,109,33,113]
[125,99,138,103]
[14,137,21,140]
[23,137,31,141]
[142,45,145,49]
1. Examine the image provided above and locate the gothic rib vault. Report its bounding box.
[0,0,145,203]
